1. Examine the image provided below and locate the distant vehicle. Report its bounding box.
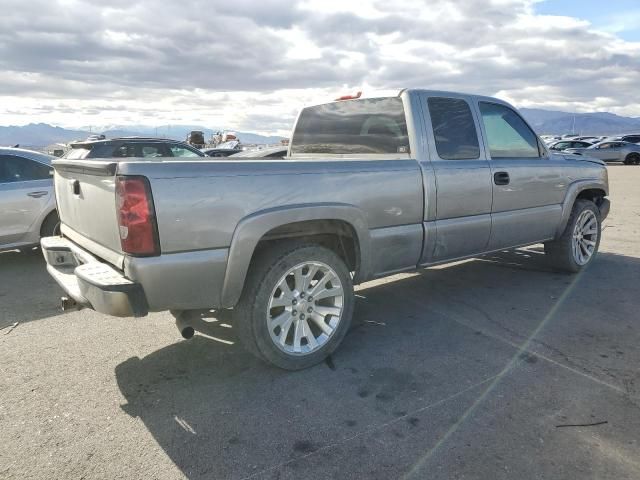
[63,137,205,159]
[565,141,640,164]
[548,140,595,151]
[86,134,106,142]
[186,131,205,149]
[0,148,59,252]
[540,135,560,143]
[573,136,600,142]
[620,134,640,144]
[561,133,579,139]
[229,146,288,159]
[202,140,243,157]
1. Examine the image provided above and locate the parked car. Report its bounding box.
[565,141,640,164]
[202,140,243,157]
[64,137,205,159]
[0,148,59,252]
[229,146,288,159]
[548,140,594,151]
[42,89,610,370]
[619,134,640,144]
[186,131,205,149]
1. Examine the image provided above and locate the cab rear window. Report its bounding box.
[290,97,410,155]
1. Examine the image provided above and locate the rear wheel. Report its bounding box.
[40,211,60,238]
[624,153,640,165]
[233,242,354,370]
[544,199,601,273]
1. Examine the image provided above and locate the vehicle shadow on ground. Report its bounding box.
[0,249,62,328]
[114,248,640,479]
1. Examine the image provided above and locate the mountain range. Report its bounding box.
[2,108,640,148]
[0,123,284,149]
[519,108,640,135]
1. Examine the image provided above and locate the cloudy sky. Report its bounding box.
[1,0,639,135]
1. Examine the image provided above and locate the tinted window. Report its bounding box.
[427,97,480,160]
[290,97,409,155]
[0,155,51,183]
[169,145,201,157]
[140,145,165,157]
[113,144,138,157]
[479,102,540,158]
[552,141,571,150]
[623,135,640,143]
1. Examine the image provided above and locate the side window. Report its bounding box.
[140,144,164,157]
[479,102,540,158]
[113,145,136,157]
[427,97,480,160]
[169,145,201,157]
[0,155,51,183]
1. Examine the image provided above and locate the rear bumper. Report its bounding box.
[41,236,148,317]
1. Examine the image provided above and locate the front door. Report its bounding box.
[419,94,493,263]
[474,101,567,250]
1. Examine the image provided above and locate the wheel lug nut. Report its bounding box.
[300,314,305,320]
[292,299,297,305]
[292,310,297,315]
[300,292,305,298]
[307,296,313,301]
[307,307,313,313]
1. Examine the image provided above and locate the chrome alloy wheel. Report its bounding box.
[267,261,344,355]
[572,209,598,265]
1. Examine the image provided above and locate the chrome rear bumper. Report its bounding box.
[41,236,148,317]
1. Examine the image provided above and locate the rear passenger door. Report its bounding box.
[476,101,566,250]
[419,94,492,262]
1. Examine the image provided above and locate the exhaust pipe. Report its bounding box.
[174,311,195,339]
[61,296,83,312]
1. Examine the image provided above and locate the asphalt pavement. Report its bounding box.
[1,165,639,479]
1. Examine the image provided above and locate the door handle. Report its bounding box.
[493,172,510,185]
[27,191,48,198]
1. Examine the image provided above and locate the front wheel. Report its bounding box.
[544,199,601,273]
[624,153,640,165]
[233,242,354,370]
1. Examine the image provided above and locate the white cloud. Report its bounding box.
[1,0,639,134]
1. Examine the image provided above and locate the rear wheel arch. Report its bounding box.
[39,209,60,238]
[220,205,370,308]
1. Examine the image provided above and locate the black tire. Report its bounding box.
[544,199,601,273]
[40,211,60,238]
[624,153,640,165]
[233,241,354,370]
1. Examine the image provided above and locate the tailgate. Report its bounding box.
[52,159,124,268]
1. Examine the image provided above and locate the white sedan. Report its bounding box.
[0,148,59,252]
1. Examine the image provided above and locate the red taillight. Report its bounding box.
[115,175,160,256]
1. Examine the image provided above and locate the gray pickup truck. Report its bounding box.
[42,89,610,370]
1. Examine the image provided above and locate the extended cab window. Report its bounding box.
[290,97,409,155]
[479,102,540,158]
[427,97,480,160]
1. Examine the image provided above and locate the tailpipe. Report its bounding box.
[174,311,195,339]
[61,296,83,312]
